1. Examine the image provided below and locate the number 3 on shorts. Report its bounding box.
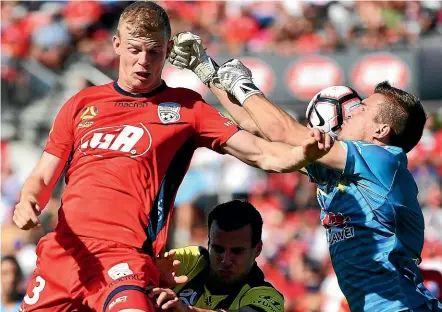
[24,276,46,305]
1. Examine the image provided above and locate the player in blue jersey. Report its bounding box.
[168,32,442,311]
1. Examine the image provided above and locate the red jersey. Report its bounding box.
[45,81,238,256]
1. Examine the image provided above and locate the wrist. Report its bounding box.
[193,55,218,86]
[231,77,263,106]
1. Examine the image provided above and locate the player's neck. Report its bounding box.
[116,78,163,95]
[372,137,390,148]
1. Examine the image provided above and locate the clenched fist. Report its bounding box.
[302,128,334,163]
[13,195,41,230]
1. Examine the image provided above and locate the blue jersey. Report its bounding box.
[306,140,437,312]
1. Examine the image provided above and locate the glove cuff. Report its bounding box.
[193,56,219,85]
[231,77,263,106]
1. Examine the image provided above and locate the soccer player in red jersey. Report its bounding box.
[13,2,333,312]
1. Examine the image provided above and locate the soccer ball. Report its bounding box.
[306,86,362,138]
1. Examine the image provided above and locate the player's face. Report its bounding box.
[113,22,172,93]
[208,222,262,286]
[338,93,385,142]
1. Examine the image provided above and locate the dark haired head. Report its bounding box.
[208,200,263,247]
[373,81,427,153]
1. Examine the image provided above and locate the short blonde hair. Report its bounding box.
[117,1,171,39]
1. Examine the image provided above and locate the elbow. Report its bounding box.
[238,119,261,137]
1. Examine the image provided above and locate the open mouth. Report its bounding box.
[135,72,150,79]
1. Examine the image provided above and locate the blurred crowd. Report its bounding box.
[2,1,442,312]
[2,0,442,141]
[2,0,442,65]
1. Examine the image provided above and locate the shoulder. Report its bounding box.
[242,264,284,302]
[163,86,205,106]
[63,83,113,111]
[166,86,203,98]
[343,140,406,165]
[240,286,284,312]
[75,82,114,99]
[174,246,209,274]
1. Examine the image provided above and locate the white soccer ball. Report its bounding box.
[306,86,362,138]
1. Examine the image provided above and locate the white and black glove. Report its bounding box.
[216,59,263,106]
[168,31,219,86]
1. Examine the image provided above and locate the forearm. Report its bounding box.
[242,94,310,146]
[209,86,264,138]
[19,152,66,209]
[258,142,310,173]
[20,176,53,208]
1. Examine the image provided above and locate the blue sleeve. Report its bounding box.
[305,163,334,184]
[342,140,401,192]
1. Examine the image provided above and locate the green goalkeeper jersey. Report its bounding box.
[172,246,284,312]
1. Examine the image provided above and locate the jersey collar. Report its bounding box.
[113,80,167,98]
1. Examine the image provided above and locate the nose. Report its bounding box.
[221,251,233,265]
[138,52,150,67]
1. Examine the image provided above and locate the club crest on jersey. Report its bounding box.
[322,211,355,246]
[78,106,98,128]
[179,289,198,306]
[79,123,152,158]
[158,102,181,124]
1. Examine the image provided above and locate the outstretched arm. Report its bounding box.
[220,128,333,173]
[209,85,264,137]
[215,59,310,146]
[169,32,263,137]
[168,32,307,145]
[168,32,346,171]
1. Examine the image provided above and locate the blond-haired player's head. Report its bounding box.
[113,1,173,93]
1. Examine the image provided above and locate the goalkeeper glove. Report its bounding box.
[168,32,219,86]
[216,59,263,106]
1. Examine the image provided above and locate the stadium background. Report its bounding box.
[1,1,442,311]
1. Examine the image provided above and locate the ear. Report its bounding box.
[255,241,263,258]
[113,34,121,55]
[374,123,392,140]
[166,39,173,59]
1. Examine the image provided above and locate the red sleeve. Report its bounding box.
[194,99,239,154]
[44,95,76,160]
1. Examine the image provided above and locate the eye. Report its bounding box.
[129,48,140,54]
[212,246,224,253]
[149,50,161,55]
[232,249,245,255]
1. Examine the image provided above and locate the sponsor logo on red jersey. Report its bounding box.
[79,124,152,158]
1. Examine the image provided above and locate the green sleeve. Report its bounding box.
[239,287,284,312]
[173,246,203,276]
